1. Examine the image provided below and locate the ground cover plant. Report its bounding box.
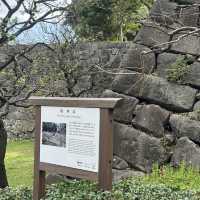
[2,139,200,199]
[0,179,199,200]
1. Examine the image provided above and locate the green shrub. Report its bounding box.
[0,179,199,200]
[166,57,190,83]
[0,187,32,200]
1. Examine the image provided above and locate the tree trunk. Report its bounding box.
[120,24,124,42]
[0,119,8,188]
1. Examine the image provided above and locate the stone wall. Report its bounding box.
[102,0,200,172]
[3,42,133,139]
[4,0,200,174]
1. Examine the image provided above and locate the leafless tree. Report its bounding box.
[39,24,123,98]
[0,0,67,188]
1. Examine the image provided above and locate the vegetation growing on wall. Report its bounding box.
[166,57,191,83]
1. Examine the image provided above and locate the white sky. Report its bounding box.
[0,0,71,20]
[0,0,72,43]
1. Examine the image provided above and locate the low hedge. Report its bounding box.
[0,179,199,200]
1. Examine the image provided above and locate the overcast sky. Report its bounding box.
[0,0,71,19]
[0,0,71,43]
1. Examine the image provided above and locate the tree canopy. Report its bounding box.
[65,0,154,41]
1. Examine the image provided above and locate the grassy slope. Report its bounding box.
[5,140,34,187]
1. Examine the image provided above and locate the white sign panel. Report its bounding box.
[40,106,100,172]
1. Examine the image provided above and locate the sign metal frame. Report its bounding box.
[30,97,120,200]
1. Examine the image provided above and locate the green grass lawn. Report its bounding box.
[5,140,34,187]
[4,139,200,198]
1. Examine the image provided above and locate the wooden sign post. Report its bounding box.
[29,97,120,200]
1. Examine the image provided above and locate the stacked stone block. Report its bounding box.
[102,0,200,173]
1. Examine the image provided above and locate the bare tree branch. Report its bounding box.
[1,0,11,11]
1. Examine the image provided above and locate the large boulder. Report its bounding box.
[181,111,200,121]
[172,0,200,5]
[170,114,200,144]
[111,70,197,112]
[182,62,200,89]
[78,42,130,68]
[150,0,199,27]
[196,92,200,100]
[134,23,170,47]
[132,104,170,138]
[120,44,155,73]
[193,101,200,111]
[171,35,200,56]
[171,137,200,168]
[113,122,170,172]
[156,53,185,78]
[102,90,139,123]
[150,0,178,25]
[178,6,199,27]
[113,156,129,170]
[72,42,133,97]
[157,55,200,88]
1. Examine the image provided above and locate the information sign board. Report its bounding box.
[40,106,100,172]
[30,97,120,200]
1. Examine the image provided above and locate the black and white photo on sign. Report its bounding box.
[42,122,66,147]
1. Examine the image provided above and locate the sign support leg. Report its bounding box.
[99,109,113,191]
[33,107,46,200]
[33,170,46,200]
